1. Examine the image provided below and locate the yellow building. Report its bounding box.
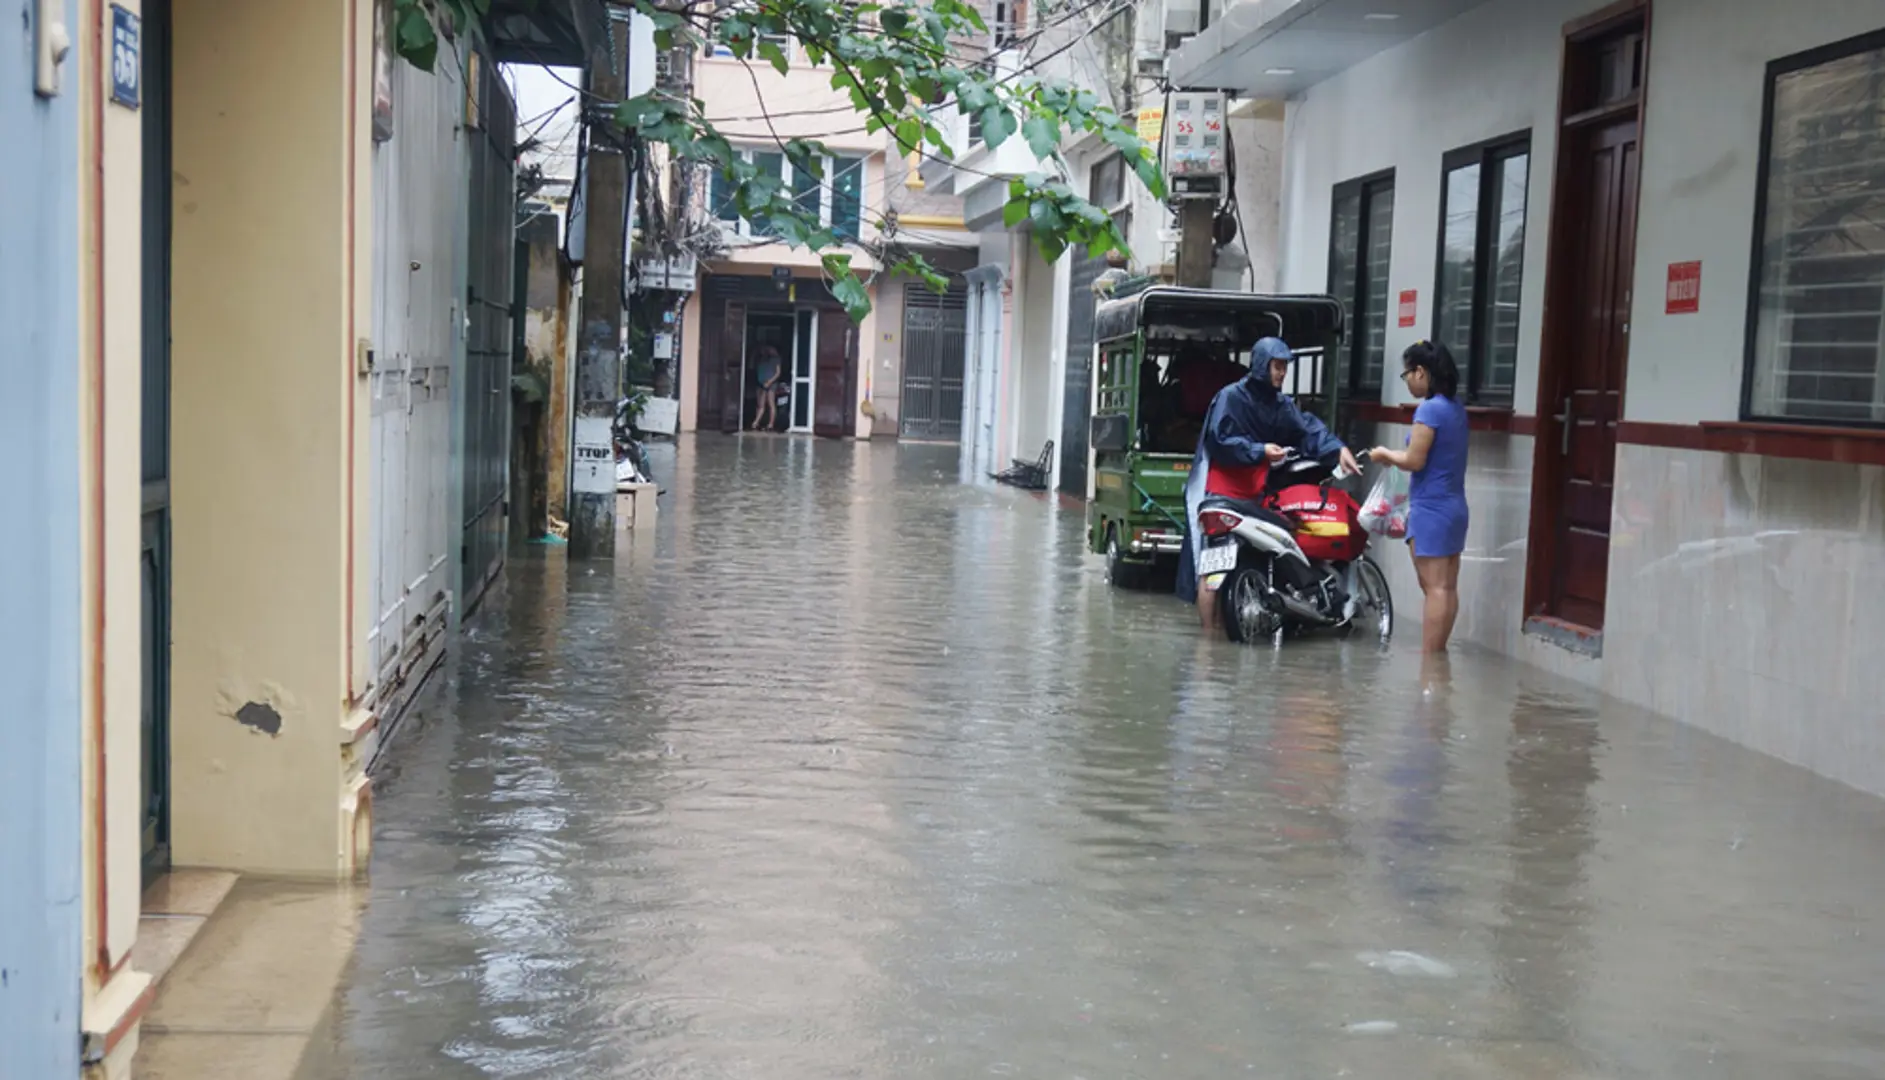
[48,0,572,1073]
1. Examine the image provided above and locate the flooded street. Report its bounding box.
[300,436,1885,1079]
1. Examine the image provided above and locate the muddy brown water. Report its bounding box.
[297,436,1885,1079]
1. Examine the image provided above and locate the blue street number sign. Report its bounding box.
[111,5,140,109]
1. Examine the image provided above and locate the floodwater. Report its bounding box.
[300,436,1885,1079]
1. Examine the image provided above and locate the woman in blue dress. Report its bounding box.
[1367,341,1470,653]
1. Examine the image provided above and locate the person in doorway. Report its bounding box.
[750,345,783,431]
[1178,337,1361,633]
[1368,340,1470,653]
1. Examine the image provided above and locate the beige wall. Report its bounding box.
[698,49,884,154]
[169,0,373,876]
[77,0,155,1060]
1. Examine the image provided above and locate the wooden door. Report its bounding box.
[1548,119,1638,627]
[814,307,854,438]
[1527,11,1647,633]
[719,300,746,432]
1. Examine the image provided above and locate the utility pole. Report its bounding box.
[1175,200,1216,288]
[569,14,632,557]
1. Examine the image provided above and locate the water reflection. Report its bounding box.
[301,435,1885,1079]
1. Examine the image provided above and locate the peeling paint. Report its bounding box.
[234,701,283,737]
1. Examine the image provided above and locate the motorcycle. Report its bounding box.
[1195,449,1394,645]
[613,394,654,487]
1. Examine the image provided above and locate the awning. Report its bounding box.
[1170,0,1496,96]
[488,0,611,68]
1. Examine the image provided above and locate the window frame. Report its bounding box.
[1430,130,1532,408]
[1327,168,1397,399]
[714,148,867,244]
[1741,26,1885,430]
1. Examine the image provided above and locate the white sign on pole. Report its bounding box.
[571,416,615,495]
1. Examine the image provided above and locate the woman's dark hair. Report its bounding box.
[1403,340,1460,399]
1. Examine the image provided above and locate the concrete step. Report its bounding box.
[134,870,240,989]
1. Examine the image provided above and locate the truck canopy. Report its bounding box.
[1094,287,1346,351]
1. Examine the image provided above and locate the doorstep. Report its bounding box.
[134,870,241,988]
[133,878,365,1080]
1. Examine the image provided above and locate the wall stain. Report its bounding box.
[1669,150,1739,200]
[235,701,283,737]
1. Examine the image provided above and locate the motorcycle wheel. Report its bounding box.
[1220,567,1279,644]
[1338,555,1394,642]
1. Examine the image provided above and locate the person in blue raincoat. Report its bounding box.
[1178,337,1360,631]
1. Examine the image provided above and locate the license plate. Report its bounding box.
[1198,542,1239,575]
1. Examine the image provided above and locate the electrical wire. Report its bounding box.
[702,0,1122,123]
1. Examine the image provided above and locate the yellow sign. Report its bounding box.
[1137,106,1164,145]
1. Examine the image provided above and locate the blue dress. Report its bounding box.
[1407,396,1469,558]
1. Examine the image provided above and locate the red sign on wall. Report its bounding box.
[1398,290,1418,328]
[1666,261,1702,314]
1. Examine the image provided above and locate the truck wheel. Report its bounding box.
[1106,529,1150,590]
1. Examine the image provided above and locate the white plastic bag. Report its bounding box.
[1357,467,1410,539]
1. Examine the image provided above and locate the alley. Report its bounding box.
[296,437,1885,1079]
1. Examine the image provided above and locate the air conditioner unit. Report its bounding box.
[1163,0,1200,38]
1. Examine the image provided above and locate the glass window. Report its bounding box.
[1434,136,1530,405]
[1329,173,1395,395]
[792,159,823,222]
[711,167,738,222]
[1748,34,1885,426]
[750,151,783,237]
[832,157,864,242]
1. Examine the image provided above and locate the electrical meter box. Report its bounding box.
[1162,91,1228,200]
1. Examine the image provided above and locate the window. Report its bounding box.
[714,148,865,244]
[1747,31,1885,426]
[1434,135,1530,406]
[993,0,1026,49]
[831,157,864,242]
[1329,172,1396,395]
[1090,154,1126,210]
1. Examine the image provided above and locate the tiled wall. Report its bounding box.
[1356,421,1885,796]
[1607,446,1885,797]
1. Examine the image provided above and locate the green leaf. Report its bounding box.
[1029,198,1064,235]
[958,82,994,113]
[758,38,790,75]
[1002,196,1029,229]
[881,8,911,34]
[614,94,670,129]
[894,117,923,152]
[831,273,872,321]
[980,106,1016,149]
[395,7,437,71]
[1022,116,1058,159]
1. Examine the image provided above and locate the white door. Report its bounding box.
[367,56,462,726]
[789,308,817,433]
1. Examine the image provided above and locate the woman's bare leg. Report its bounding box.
[1411,552,1459,653]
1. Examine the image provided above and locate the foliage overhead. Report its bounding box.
[392,0,1164,321]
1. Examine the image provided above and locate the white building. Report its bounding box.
[1175,0,1885,795]
[924,0,1286,496]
